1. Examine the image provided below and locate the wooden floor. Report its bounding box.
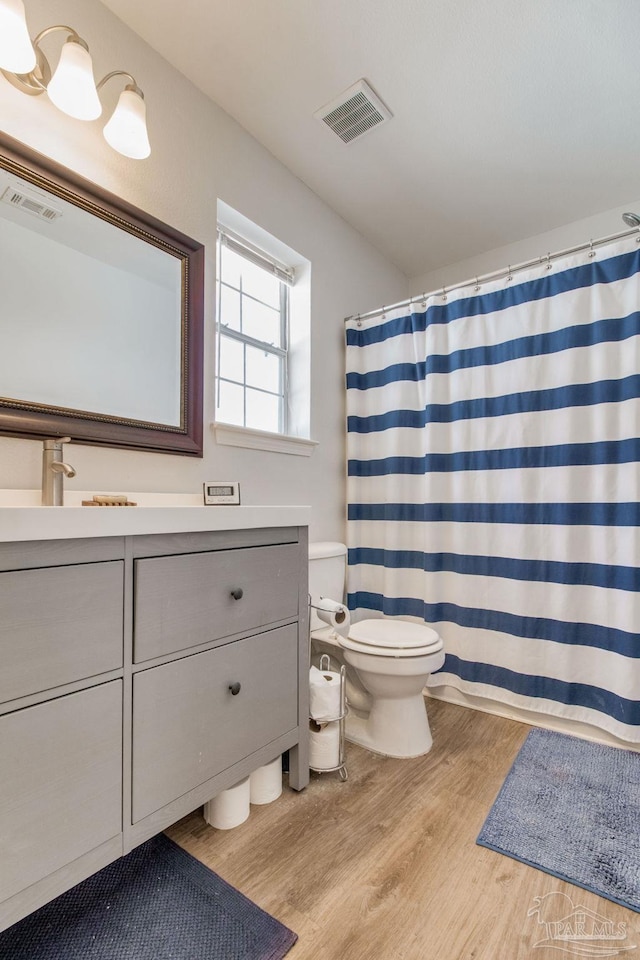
[167,700,640,960]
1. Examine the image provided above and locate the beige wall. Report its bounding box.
[411,199,640,294]
[0,0,407,542]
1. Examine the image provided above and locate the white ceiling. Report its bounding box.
[101,0,640,278]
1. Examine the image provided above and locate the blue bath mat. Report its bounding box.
[0,834,297,959]
[477,728,640,912]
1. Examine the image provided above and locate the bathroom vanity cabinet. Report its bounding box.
[0,522,309,933]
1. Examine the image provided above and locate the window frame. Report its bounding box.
[215,228,293,435]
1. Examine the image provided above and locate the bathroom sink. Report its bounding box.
[0,489,204,507]
[0,491,310,543]
[0,489,42,507]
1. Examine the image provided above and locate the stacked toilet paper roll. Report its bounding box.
[315,598,350,639]
[249,756,283,805]
[309,719,341,770]
[309,665,342,721]
[203,776,250,830]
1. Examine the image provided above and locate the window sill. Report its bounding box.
[212,422,318,456]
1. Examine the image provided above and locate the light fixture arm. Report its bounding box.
[1,23,84,96]
[97,70,144,100]
[32,24,84,50]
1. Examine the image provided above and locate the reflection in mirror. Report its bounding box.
[1,170,182,425]
[0,133,204,455]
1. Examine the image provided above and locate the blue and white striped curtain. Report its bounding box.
[346,238,640,743]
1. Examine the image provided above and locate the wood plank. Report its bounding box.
[133,543,300,661]
[0,561,124,703]
[0,682,122,904]
[289,525,309,791]
[132,626,298,822]
[131,527,298,558]
[167,700,640,960]
[0,536,124,571]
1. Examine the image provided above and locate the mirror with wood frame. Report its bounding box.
[0,132,204,456]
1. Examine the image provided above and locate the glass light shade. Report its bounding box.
[0,0,36,73]
[47,38,102,120]
[103,87,151,159]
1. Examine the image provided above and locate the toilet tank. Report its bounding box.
[308,541,347,631]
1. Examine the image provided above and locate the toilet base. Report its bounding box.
[345,693,434,758]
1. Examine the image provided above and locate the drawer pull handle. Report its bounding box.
[228,682,241,696]
[230,588,244,600]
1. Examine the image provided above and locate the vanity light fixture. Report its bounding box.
[0,1,151,159]
[45,30,102,121]
[0,0,35,73]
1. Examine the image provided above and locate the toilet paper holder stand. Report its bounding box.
[309,654,348,781]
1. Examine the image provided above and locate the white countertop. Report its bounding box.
[0,491,311,542]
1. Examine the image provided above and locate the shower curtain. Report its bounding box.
[346,238,640,743]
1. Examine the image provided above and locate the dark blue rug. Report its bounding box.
[0,834,297,959]
[477,728,640,912]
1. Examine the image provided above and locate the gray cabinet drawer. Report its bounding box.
[0,681,122,903]
[132,624,298,822]
[133,543,299,662]
[0,561,124,704]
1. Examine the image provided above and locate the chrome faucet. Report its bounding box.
[42,437,76,506]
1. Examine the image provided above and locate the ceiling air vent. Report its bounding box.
[314,79,392,144]
[1,185,62,222]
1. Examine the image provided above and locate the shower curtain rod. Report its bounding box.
[345,224,640,325]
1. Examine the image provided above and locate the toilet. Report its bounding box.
[309,541,445,758]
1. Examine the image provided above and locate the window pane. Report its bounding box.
[245,344,281,393]
[246,388,280,433]
[242,296,282,346]
[219,335,244,384]
[216,232,291,438]
[238,258,280,309]
[216,379,244,426]
[218,284,240,332]
[220,245,243,289]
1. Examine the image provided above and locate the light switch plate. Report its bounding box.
[203,481,241,505]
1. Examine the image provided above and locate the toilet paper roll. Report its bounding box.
[309,719,340,770]
[203,776,250,830]
[315,598,351,638]
[249,756,283,805]
[309,665,342,721]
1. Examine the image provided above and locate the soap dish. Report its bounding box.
[81,495,137,507]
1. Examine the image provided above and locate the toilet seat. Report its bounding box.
[339,618,442,658]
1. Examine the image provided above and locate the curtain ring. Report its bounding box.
[442,286,447,302]
[356,314,362,328]
[546,253,552,271]
[507,265,513,282]
[474,276,481,292]
[588,239,596,259]
[421,293,426,308]
[381,306,386,319]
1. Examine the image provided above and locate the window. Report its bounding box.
[215,229,294,435]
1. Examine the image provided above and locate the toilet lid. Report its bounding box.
[346,618,441,653]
